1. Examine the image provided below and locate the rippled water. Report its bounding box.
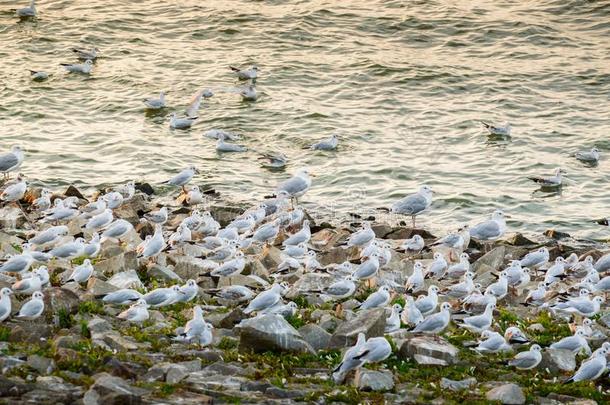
[1,0,610,238]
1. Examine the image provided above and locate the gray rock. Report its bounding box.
[169,256,212,279]
[27,355,55,375]
[107,270,143,289]
[540,348,576,373]
[86,372,150,404]
[87,317,112,334]
[399,335,459,366]
[286,273,334,298]
[149,264,182,282]
[94,251,137,276]
[0,355,26,372]
[87,278,118,297]
[0,206,26,229]
[237,314,314,354]
[9,323,54,344]
[486,383,525,405]
[473,246,507,272]
[265,386,306,399]
[100,332,139,352]
[44,287,80,316]
[356,369,394,392]
[298,324,332,351]
[440,377,477,391]
[0,375,31,396]
[206,308,246,329]
[166,365,189,384]
[329,308,386,348]
[185,371,248,395]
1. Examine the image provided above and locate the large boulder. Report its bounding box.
[485,383,525,405]
[540,348,576,372]
[84,372,150,405]
[399,335,459,366]
[329,308,386,348]
[236,315,314,354]
[298,324,332,351]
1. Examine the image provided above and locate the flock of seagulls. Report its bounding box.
[5,0,610,390]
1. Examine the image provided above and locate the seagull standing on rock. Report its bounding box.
[391,185,433,228]
[469,209,507,250]
[0,146,24,179]
[118,299,150,323]
[16,291,44,319]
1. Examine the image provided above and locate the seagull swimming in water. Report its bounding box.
[144,92,166,110]
[229,65,258,80]
[60,60,93,74]
[481,121,511,136]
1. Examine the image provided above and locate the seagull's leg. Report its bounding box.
[411,215,416,229]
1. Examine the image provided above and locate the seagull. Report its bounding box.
[186,89,214,118]
[469,210,507,247]
[66,259,94,284]
[353,336,392,364]
[574,147,600,164]
[73,47,100,61]
[169,113,197,130]
[426,252,448,279]
[481,121,511,136]
[185,185,204,205]
[101,219,133,243]
[443,253,471,279]
[261,301,298,318]
[0,146,24,179]
[144,206,169,225]
[550,329,591,355]
[321,276,357,300]
[505,326,529,345]
[485,271,508,299]
[358,286,391,310]
[402,234,424,253]
[0,174,27,202]
[1,252,35,274]
[210,252,246,277]
[25,266,49,287]
[115,180,135,201]
[276,169,313,203]
[164,166,198,190]
[136,224,166,260]
[385,303,403,333]
[332,332,366,383]
[85,208,113,231]
[207,285,255,303]
[414,285,439,315]
[102,289,142,305]
[258,152,287,169]
[520,247,549,269]
[401,295,424,327]
[216,136,247,152]
[230,65,258,80]
[12,273,43,295]
[85,234,102,257]
[143,285,184,307]
[60,60,93,74]
[16,291,44,319]
[29,70,49,81]
[32,188,52,210]
[16,0,36,17]
[412,302,451,334]
[442,271,475,299]
[346,222,375,249]
[102,191,124,209]
[508,344,542,370]
[0,288,13,322]
[352,253,380,281]
[391,185,433,227]
[553,295,604,318]
[543,257,567,286]
[243,283,286,314]
[49,238,85,260]
[240,85,257,101]
[203,129,242,141]
[283,220,311,246]
[474,330,512,353]
[144,92,166,110]
[565,348,608,383]
[456,302,495,333]
[174,306,212,345]
[252,220,280,245]
[28,225,69,248]
[118,299,149,323]
[528,168,564,188]
[310,134,338,151]
[405,262,425,293]
[175,279,199,303]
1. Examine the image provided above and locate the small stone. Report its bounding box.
[166,365,189,384]
[27,355,55,375]
[544,229,571,240]
[149,264,182,281]
[265,386,306,399]
[87,317,112,334]
[102,333,139,352]
[0,206,26,229]
[527,323,545,332]
[236,314,314,354]
[329,308,386,348]
[356,369,394,391]
[399,335,459,366]
[486,383,525,405]
[440,377,477,391]
[540,348,576,373]
[298,324,332,351]
[107,270,142,289]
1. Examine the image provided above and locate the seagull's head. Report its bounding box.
[0,288,12,297]
[440,302,452,311]
[531,344,542,352]
[32,291,44,300]
[419,185,433,196]
[251,65,259,71]
[188,165,199,174]
[85,59,93,65]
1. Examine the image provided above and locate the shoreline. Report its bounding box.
[0,183,608,403]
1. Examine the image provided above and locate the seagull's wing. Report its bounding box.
[278,176,308,195]
[0,153,18,171]
[413,313,443,332]
[391,194,427,215]
[509,352,538,368]
[18,300,43,317]
[470,220,501,240]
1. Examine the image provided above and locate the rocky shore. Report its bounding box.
[0,183,609,404]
